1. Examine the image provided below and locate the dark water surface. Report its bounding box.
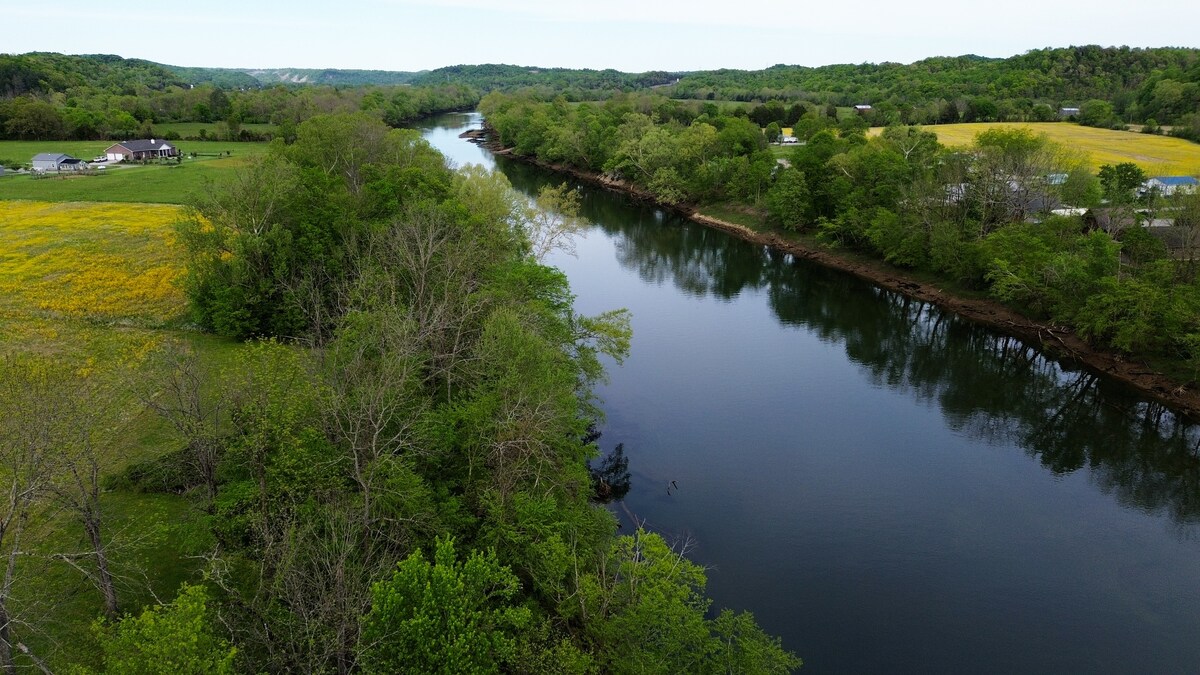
[417,112,1200,674]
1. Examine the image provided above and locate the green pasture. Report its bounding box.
[0,141,271,204]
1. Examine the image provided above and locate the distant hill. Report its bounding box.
[411,63,682,92]
[670,46,1200,108]
[166,65,424,88]
[0,52,187,97]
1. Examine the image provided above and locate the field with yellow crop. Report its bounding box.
[0,200,187,326]
[872,123,1200,175]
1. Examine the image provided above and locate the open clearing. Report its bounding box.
[0,140,269,204]
[0,199,242,667]
[871,123,1200,175]
[0,200,187,327]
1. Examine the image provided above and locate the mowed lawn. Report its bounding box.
[871,123,1200,175]
[0,140,270,204]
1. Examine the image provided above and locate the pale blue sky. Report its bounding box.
[7,0,1200,72]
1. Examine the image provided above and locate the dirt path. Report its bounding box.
[478,135,1200,421]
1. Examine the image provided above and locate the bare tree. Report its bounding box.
[525,183,589,262]
[360,205,491,400]
[142,345,226,511]
[321,309,427,538]
[0,359,57,673]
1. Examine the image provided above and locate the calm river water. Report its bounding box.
[418,112,1200,674]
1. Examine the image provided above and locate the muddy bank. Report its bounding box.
[473,133,1200,421]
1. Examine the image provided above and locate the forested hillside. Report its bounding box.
[3,47,1199,142]
[0,53,477,141]
[669,46,1200,136]
[411,64,680,96]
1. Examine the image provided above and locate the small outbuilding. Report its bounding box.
[32,153,83,172]
[1059,107,1080,119]
[105,139,180,162]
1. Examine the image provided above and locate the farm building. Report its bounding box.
[105,139,180,162]
[32,153,87,172]
[1141,176,1199,197]
[854,104,873,112]
[1058,107,1080,118]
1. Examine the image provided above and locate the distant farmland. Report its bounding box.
[871,123,1200,175]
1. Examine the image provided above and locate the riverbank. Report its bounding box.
[472,130,1200,421]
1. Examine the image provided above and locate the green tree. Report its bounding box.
[1031,103,1057,122]
[1078,99,1116,127]
[578,530,800,674]
[96,584,237,675]
[361,537,532,674]
[765,121,782,144]
[3,98,64,140]
[766,168,811,230]
[1097,162,1146,203]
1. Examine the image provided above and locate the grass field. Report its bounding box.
[155,121,277,138]
[0,139,266,164]
[870,123,1200,175]
[0,141,270,204]
[0,198,244,667]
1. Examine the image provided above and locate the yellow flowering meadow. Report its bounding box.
[0,200,187,326]
[869,122,1200,175]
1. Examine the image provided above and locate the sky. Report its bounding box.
[7,0,1200,73]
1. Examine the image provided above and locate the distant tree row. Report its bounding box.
[0,53,480,142]
[667,46,1200,132]
[481,91,1200,381]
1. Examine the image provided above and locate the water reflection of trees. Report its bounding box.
[495,153,1200,525]
[767,264,1200,524]
[588,192,1200,525]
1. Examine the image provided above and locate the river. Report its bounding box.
[417,112,1200,674]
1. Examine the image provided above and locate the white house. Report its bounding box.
[1142,176,1199,197]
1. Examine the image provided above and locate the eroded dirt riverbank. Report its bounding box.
[470,130,1200,421]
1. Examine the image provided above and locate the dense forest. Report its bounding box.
[5,45,1198,142]
[409,64,680,99]
[668,46,1200,135]
[0,53,477,141]
[480,91,1200,380]
[0,112,800,671]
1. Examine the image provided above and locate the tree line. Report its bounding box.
[0,112,799,673]
[0,54,478,142]
[668,46,1200,136]
[480,91,1200,383]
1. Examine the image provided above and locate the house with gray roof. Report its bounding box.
[104,139,180,162]
[31,153,88,172]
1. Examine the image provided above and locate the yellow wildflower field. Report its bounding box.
[0,200,187,326]
[870,123,1200,175]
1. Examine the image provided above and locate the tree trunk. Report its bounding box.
[86,515,119,620]
[0,603,14,675]
[0,521,24,675]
